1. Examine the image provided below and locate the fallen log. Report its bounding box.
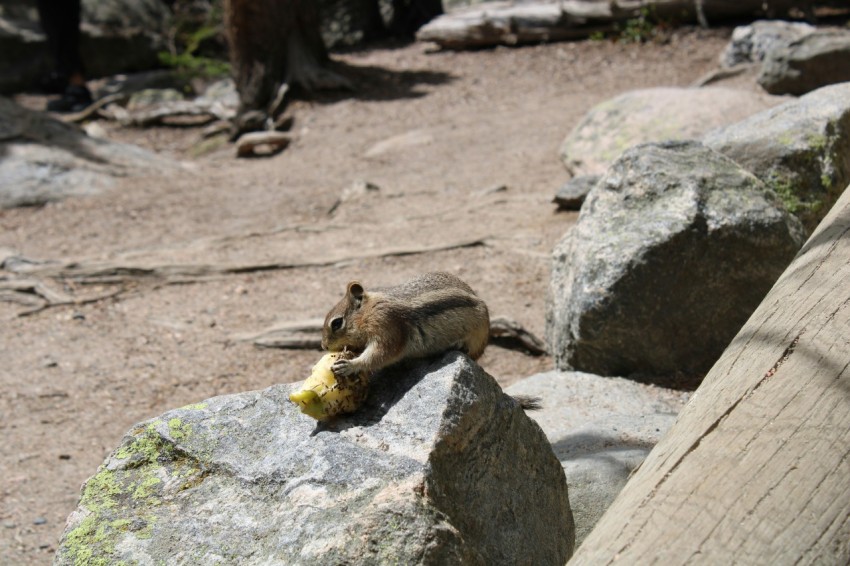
[417,0,802,49]
[571,185,850,563]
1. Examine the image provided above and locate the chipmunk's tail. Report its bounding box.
[511,395,542,411]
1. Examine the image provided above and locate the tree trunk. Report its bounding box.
[571,185,850,563]
[223,0,330,116]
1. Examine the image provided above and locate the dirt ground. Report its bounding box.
[1,28,733,564]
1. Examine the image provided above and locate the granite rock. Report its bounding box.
[55,352,574,565]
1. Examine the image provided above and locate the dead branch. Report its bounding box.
[0,277,124,317]
[231,318,324,349]
[61,93,129,124]
[3,237,488,284]
[16,288,124,317]
[489,316,548,355]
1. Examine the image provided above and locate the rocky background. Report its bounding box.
[1,0,849,563]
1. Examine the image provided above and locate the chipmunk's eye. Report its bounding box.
[330,317,344,332]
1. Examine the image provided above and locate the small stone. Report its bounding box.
[59,454,72,460]
[33,517,47,525]
[4,522,16,529]
[553,175,599,210]
[72,312,85,321]
[83,121,108,140]
[476,184,508,196]
[346,179,380,195]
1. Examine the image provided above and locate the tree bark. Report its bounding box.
[223,0,329,116]
[571,185,850,564]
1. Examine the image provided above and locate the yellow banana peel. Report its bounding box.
[289,352,369,421]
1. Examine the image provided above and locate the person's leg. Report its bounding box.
[39,0,92,112]
[55,0,85,81]
[35,0,69,92]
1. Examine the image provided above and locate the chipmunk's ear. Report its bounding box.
[347,282,364,303]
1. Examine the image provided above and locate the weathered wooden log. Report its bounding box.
[417,0,803,49]
[571,185,850,564]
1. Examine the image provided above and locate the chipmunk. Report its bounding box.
[322,272,490,377]
[321,272,541,410]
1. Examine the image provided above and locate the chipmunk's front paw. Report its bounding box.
[331,358,357,378]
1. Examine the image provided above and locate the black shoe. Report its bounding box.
[47,85,94,113]
[34,71,69,94]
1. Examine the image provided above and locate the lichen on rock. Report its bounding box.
[55,353,573,565]
[57,417,208,565]
[704,82,850,234]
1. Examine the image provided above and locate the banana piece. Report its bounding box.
[289,351,369,421]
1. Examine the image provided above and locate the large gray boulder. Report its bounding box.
[558,87,785,178]
[55,352,574,565]
[547,140,805,381]
[81,0,169,30]
[704,82,850,234]
[719,20,815,68]
[507,370,687,548]
[0,97,179,208]
[757,30,850,95]
[719,21,850,96]
[0,0,169,94]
